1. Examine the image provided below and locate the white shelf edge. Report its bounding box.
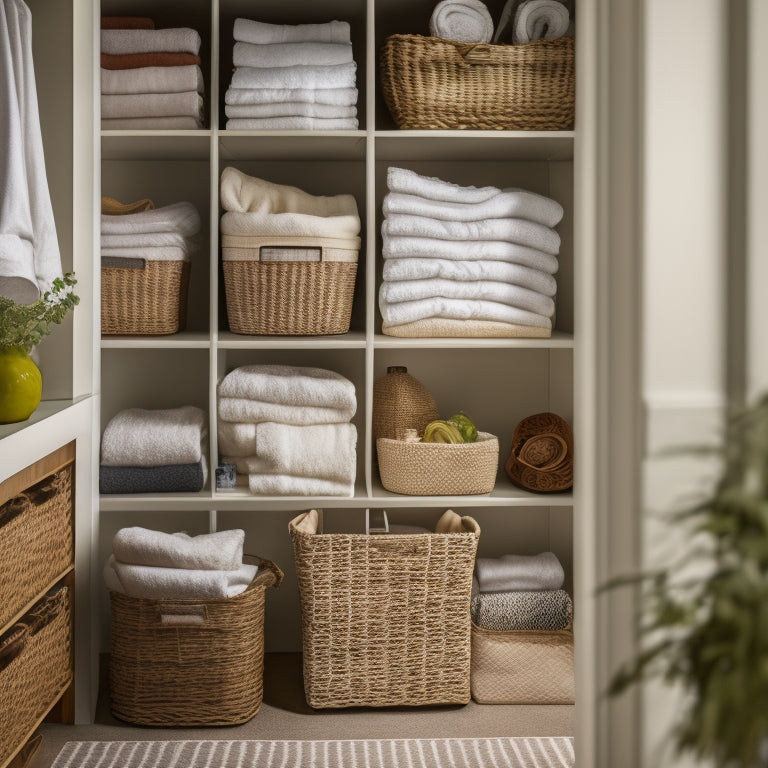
[216,333,367,349]
[101,130,213,138]
[0,396,90,443]
[218,130,366,139]
[101,334,211,349]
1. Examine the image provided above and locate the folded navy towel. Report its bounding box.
[99,459,206,494]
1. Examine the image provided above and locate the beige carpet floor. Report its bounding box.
[29,653,574,768]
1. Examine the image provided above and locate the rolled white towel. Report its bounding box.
[248,473,354,497]
[100,246,190,263]
[233,18,351,45]
[101,201,201,237]
[101,91,204,121]
[429,0,494,43]
[113,527,245,571]
[513,0,570,44]
[230,62,357,90]
[225,102,357,119]
[225,86,358,107]
[100,65,204,95]
[232,41,353,68]
[100,28,201,56]
[101,116,202,130]
[226,116,358,130]
[387,167,500,204]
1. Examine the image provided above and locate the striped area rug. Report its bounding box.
[51,738,575,767]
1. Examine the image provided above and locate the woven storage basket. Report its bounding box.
[0,587,73,767]
[377,431,499,495]
[380,34,575,130]
[0,464,73,629]
[222,236,358,335]
[108,558,282,727]
[470,622,574,704]
[290,509,480,708]
[101,259,190,335]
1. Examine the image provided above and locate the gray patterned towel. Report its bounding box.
[471,589,573,631]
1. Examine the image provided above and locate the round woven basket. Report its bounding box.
[377,432,499,495]
[372,366,440,442]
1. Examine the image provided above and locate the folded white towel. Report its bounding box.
[380,297,552,328]
[218,398,354,427]
[380,279,555,317]
[513,0,570,44]
[100,246,189,262]
[101,201,201,237]
[101,91,204,121]
[106,555,257,599]
[226,116,358,130]
[383,215,561,255]
[384,190,563,229]
[429,0,494,43]
[232,41,353,68]
[387,167,500,204]
[230,63,357,91]
[101,116,202,130]
[224,102,357,119]
[221,423,356,482]
[233,18,351,45]
[100,28,201,56]
[113,527,245,571]
[247,473,354,497]
[100,232,198,251]
[225,86,358,107]
[101,406,206,467]
[475,552,565,592]
[382,235,560,273]
[381,318,552,338]
[100,65,203,95]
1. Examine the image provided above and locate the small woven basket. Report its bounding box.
[101,260,190,335]
[380,34,575,130]
[470,622,574,704]
[377,432,499,495]
[290,509,480,708]
[108,558,282,727]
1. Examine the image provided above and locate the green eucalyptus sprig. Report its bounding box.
[0,273,80,353]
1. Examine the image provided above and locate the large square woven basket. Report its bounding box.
[108,558,282,727]
[380,34,575,130]
[289,509,480,708]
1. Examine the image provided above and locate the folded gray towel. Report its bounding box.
[471,589,573,631]
[475,552,564,592]
[99,459,206,494]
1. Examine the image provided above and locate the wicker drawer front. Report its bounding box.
[0,464,74,629]
[0,587,73,767]
[470,623,574,704]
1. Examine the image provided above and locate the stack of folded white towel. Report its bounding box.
[379,167,563,338]
[217,364,357,496]
[100,16,204,129]
[104,527,257,599]
[471,552,573,631]
[99,406,207,494]
[224,18,358,131]
[100,201,201,270]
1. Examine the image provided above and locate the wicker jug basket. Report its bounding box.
[372,366,439,442]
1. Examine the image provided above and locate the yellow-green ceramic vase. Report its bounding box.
[0,348,43,423]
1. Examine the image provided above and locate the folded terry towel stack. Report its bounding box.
[471,552,573,631]
[217,364,357,496]
[100,16,205,129]
[99,406,208,494]
[224,18,358,130]
[104,526,257,599]
[380,167,563,337]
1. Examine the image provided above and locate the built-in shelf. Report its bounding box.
[101,332,211,349]
[217,331,367,349]
[373,331,575,349]
[0,397,89,443]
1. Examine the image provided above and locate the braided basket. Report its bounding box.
[380,35,575,130]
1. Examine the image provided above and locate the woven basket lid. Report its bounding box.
[505,412,573,492]
[372,366,440,441]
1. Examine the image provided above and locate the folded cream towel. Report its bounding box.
[113,527,244,570]
[471,589,573,631]
[100,28,201,56]
[101,116,202,129]
[382,257,557,295]
[384,190,563,229]
[381,318,552,338]
[476,552,565,592]
[107,555,257,599]
[513,0,570,44]
[101,201,201,237]
[224,102,357,119]
[380,279,555,317]
[383,215,561,255]
[100,246,189,262]
[232,41,353,68]
[218,398,353,427]
[100,232,198,251]
[380,296,552,328]
[429,0,494,43]
[387,167,500,203]
[248,473,354,497]
[230,62,356,90]
[101,91,204,120]
[225,86,358,107]
[100,65,204,95]
[226,116,358,130]
[382,235,560,273]
[234,18,351,45]
[101,406,206,467]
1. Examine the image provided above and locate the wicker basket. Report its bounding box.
[101,259,190,335]
[380,34,575,130]
[290,509,480,708]
[222,236,358,335]
[108,558,282,726]
[0,587,73,767]
[0,464,73,629]
[377,431,499,495]
[470,622,574,704]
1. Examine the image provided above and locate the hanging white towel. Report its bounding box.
[224,86,358,107]
[233,18,351,45]
[232,41,353,68]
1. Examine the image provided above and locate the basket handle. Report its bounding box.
[157,604,208,627]
[258,245,323,263]
[514,432,570,471]
[0,624,29,672]
[455,43,494,64]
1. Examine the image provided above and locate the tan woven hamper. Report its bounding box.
[380,34,575,130]
[0,463,73,629]
[470,622,574,704]
[108,558,282,726]
[101,259,190,335]
[289,509,480,708]
[0,587,73,768]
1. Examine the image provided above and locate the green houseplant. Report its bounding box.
[609,394,768,768]
[0,273,79,423]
